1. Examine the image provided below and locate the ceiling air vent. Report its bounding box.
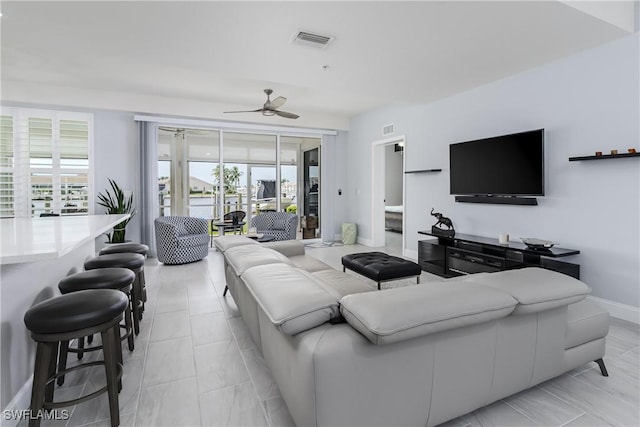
[383,123,395,136]
[292,31,333,48]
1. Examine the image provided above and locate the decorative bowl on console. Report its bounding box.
[521,238,555,250]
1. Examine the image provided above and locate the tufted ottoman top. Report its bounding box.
[342,252,422,283]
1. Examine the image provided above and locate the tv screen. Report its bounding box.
[449,129,544,196]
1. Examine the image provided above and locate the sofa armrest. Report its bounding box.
[340,282,517,345]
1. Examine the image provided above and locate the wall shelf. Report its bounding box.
[404,169,442,174]
[569,152,640,161]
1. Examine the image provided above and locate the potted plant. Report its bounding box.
[97,178,136,243]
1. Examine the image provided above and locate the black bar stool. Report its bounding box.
[57,268,136,385]
[24,289,128,427]
[98,244,150,311]
[84,253,145,335]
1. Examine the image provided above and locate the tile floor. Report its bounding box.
[23,238,640,427]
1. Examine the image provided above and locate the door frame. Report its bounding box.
[371,135,406,253]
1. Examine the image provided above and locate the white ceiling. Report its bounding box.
[0,1,635,129]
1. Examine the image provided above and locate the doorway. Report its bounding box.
[371,136,406,255]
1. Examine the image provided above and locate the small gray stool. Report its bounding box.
[24,289,127,427]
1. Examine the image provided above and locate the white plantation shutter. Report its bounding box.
[0,108,93,217]
[0,115,14,217]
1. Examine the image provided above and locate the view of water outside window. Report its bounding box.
[157,161,297,219]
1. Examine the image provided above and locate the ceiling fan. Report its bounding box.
[224,89,300,119]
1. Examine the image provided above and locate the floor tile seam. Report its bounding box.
[620,345,640,356]
[225,313,272,425]
[184,286,204,427]
[198,379,254,397]
[141,374,198,392]
[569,370,640,408]
[238,347,282,403]
[500,398,545,425]
[569,365,596,377]
[558,412,588,427]
[534,385,585,415]
[192,336,236,349]
[131,290,160,427]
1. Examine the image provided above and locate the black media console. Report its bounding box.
[417,231,580,279]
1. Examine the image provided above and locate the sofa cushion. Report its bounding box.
[214,235,258,253]
[262,240,306,257]
[174,221,188,236]
[565,299,610,349]
[225,245,292,276]
[243,264,339,335]
[464,268,591,315]
[289,255,333,273]
[340,282,517,345]
[311,269,375,298]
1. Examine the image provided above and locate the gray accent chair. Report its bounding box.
[251,212,298,241]
[154,216,209,265]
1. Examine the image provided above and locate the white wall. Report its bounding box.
[347,33,640,309]
[385,144,404,206]
[93,111,141,250]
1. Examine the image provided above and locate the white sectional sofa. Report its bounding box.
[216,236,610,427]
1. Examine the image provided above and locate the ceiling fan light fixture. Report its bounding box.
[262,110,276,116]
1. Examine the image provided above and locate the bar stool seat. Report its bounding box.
[85,253,145,271]
[85,253,145,335]
[24,289,127,427]
[99,243,149,256]
[25,290,128,334]
[58,268,135,293]
[57,268,136,385]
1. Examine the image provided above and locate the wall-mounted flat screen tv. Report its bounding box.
[449,129,545,196]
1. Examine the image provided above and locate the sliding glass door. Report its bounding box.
[157,127,320,238]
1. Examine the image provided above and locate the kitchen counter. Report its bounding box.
[1,214,129,264]
[0,214,131,411]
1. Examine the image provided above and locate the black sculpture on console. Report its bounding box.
[430,208,455,237]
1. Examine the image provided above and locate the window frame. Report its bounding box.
[0,107,94,217]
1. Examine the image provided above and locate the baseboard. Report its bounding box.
[404,249,418,261]
[356,237,374,246]
[2,374,32,427]
[587,296,640,324]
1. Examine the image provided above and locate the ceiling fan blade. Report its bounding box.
[275,110,299,119]
[224,109,263,114]
[269,96,287,110]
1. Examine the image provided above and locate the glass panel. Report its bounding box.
[253,166,277,215]
[186,130,219,221]
[0,115,14,217]
[223,133,276,228]
[29,117,53,162]
[59,119,89,169]
[187,161,218,219]
[31,173,53,216]
[158,160,171,216]
[60,172,88,214]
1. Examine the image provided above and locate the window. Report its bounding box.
[0,107,93,217]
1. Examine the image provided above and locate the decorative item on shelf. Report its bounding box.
[595,151,603,157]
[97,178,136,243]
[521,238,555,250]
[610,149,618,155]
[430,208,455,237]
[498,233,509,244]
[629,148,637,154]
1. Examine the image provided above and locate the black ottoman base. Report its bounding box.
[341,252,422,290]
